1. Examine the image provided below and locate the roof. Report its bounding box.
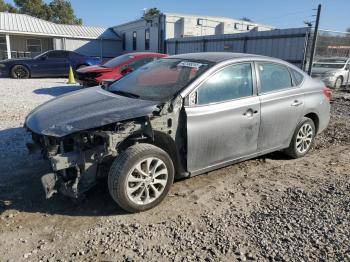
[168,52,266,63]
[0,12,120,40]
[164,12,274,28]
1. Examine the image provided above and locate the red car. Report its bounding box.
[76,52,167,87]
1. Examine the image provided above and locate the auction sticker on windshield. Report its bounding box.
[177,61,207,69]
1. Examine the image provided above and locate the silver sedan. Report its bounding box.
[26,52,331,212]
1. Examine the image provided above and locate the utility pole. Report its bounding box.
[308,4,321,75]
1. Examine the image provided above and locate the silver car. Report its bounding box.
[25,53,331,212]
[312,57,350,89]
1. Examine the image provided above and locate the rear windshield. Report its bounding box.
[102,54,134,68]
[108,58,212,101]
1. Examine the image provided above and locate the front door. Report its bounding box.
[256,62,304,150]
[34,51,69,77]
[185,62,260,174]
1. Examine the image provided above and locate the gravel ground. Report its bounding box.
[0,78,349,261]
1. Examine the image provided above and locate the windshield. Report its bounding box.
[102,54,134,68]
[108,58,212,101]
[34,51,49,59]
[313,59,347,69]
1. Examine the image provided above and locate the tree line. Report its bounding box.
[0,0,82,25]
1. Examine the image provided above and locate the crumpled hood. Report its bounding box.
[25,86,160,137]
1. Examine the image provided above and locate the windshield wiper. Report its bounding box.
[111,90,140,99]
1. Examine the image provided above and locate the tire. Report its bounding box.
[108,143,174,213]
[11,65,30,79]
[333,76,343,90]
[284,117,316,159]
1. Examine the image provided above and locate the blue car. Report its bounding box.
[0,50,101,79]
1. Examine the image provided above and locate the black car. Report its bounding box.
[0,50,101,78]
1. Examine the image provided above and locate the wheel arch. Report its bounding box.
[10,64,31,77]
[304,112,319,133]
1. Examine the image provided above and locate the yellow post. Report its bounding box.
[67,66,76,84]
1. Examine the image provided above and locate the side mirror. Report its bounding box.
[101,79,115,88]
[40,56,47,61]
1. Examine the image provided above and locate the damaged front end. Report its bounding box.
[27,120,151,199]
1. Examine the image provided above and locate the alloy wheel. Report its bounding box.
[295,123,313,154]
[15,66,28,78]
[126,157,168,205]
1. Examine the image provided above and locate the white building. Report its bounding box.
[0,12,122,60]
[112,12,275,53]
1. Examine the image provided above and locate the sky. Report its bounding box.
[7,0,350,32]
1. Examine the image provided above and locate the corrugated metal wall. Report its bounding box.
[167,27,310,68]
[64,38,122,58]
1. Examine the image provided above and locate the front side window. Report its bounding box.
[258,63,293,93]
[26,39,42,53]
[46,51,68,59]
[108,59,212,101]
[132,31,137,50]
[145,29,150,50]
[197,63,253,105]
[0,36,6,51]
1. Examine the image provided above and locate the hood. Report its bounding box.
[77,65,113,73]
[25,86,160,137]
[0,58,31,64]
[312,67,339,75]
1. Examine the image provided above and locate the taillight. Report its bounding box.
[323,87,332,101]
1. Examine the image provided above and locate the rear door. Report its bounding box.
[256,62,304,151]
[185,62,260,174]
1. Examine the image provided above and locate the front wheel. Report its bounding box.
[108,144,174,213]
[284,117,316,159]
[11,65,30,79]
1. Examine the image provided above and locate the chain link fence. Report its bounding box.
[316,30,350,58]
[310,29,350,88]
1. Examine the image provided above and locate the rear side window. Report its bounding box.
[291,68,304,86]
[258,63,293,93]
[197,63,253,105]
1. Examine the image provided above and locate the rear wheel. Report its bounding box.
[284,117,315,159]
[334,76,343,90]
[108,144,174,213]
[11,65,30,79]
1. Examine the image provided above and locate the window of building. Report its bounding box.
[145,29,150,50]
[197,18,203,25]
[122,33,126,50]
[258,63,293,93]
[0,36,6,51]
[26,38,42,53]
[197,63,253,105]
[234,23,239,30]
[132,31,137,50]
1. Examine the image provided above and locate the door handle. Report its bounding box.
[291,100,303,107]
[243,109,258,117]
